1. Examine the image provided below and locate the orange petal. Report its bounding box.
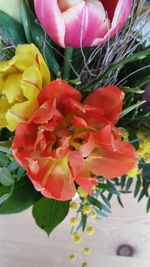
[87,140,137,178]
[84,86,124,124]
[27,157,76,200]
[38,80,81,108]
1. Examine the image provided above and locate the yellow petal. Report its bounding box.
[6,99,39,131]
[0,60,10,72]
[0,76,4,93]
[21,65,42,100]
[13,44,50,85]
[4,73,22,103]
[0,98,11,127]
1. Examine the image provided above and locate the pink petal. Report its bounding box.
[34,0,65,47]
[63,1,106,47]
[92,0,132,46]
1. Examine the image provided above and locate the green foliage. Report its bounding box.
[0,152,41,214]
[0,167,15,186]
[32,198,70,235]
[0,10,26,45]
[0,177,41,214]
[20,0,60,77]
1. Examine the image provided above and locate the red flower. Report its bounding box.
[12,80,136,200]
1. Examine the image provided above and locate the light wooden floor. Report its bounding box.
[0,192,150,267]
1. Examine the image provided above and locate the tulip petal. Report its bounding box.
[34,0,65,47]
[38,80,81,106]
[63,1,106,47]
[87,140,136,178]
[11,122,38,166]
[27,157,76,200]
[11,44,50,84]
[100,0,119,22]
[0,98,11,127]
[68,150,98,194]
[92,0,132,46]
[21,65,42,100]
[6,99,39,131]
[4,74,22,104]
[84,86,124,124]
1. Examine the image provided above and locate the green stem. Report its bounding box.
[62,47,73,80]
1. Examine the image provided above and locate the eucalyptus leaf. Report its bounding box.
[0,152,9,167]
[0,167,15,186]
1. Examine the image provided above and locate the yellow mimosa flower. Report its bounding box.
[0,44,50,131]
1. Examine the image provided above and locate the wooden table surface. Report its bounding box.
[0,192,150,267]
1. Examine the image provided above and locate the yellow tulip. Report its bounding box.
[0,44,50,131]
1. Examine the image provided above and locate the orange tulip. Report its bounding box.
[12,80,136,200]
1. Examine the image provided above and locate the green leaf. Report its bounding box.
[134,177,141,198]
[120,101,145,119]
[122,87,145,94]
[101,203,112,213]
[125,178,133,192]
[0,177,41,214]
[88,195,102,210]
[117,195,124,208]
[24,7,60,77]
[95,208,108,218]
[101,194,111,208]
[0,146,12,154]
[21,0,32,43]
[81,213,87,232]
[97,183,113,190]
[0,167,15,186]
[146,197,150,213]
[0,10,26,45]
[0,152,9,167]
[32,198,70,235]
[0,185,12,205]
[120,175,127,190]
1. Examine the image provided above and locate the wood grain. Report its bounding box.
[0,192,150,267]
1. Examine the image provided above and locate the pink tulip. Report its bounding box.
[34,0,132,48]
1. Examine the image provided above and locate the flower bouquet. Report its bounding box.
[0,0,150,266]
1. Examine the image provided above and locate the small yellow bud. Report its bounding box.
[73,235,82,244]
[70,201,78,210]
[82,198,88,204]
[86,226,95,236]
[82,205,92,215]
[77,187,88,198]
[71,232,79,238]
[84,247,91,255]
[70,217,78,226]
[69,254,77,262]
[127,164,139,178]
[82,262,88,267]
[89,211,97,219]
